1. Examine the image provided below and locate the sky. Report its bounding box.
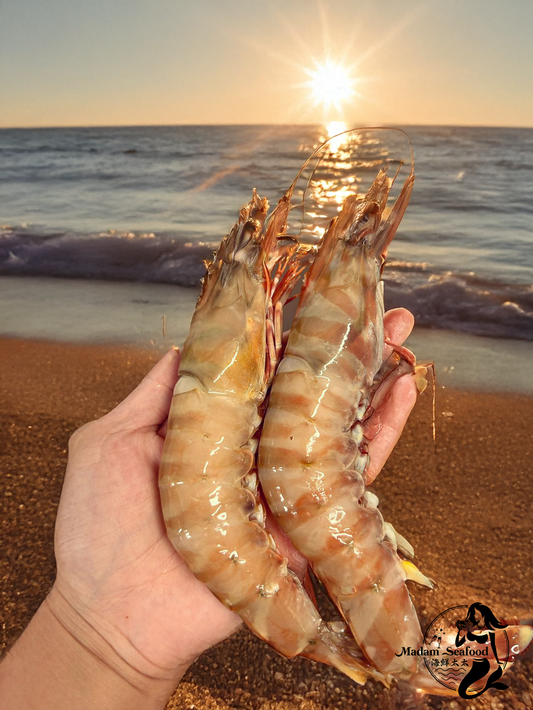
[1,0,532,129]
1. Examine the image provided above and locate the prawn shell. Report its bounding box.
[258,168,423,677]
[160,387,332,656]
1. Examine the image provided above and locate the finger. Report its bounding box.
[365,374,417,485]
[383,308,414,351]
[107,347,181,431]
[383,308,415,344]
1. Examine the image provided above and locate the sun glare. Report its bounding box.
[308,61,356,111]
[325,120,349,152]
[326,120,348,138]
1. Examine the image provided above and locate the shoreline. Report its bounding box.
[2,275,533,397]
[1,336,532,709]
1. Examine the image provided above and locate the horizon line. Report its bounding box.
[1,121,533,131]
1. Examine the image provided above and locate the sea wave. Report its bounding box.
[0,226,215,288]
[384,266,533,341]
[2,225,532,341]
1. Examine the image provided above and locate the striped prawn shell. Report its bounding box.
[258,172,423,677]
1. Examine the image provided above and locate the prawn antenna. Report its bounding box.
[430,362,437,450]
[418,362,437,451]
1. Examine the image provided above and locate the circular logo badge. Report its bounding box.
[423,604,509,697]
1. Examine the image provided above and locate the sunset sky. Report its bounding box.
[1,0,532,129]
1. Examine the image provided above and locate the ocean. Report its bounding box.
[1,124,533,391]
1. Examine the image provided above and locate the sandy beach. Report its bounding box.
[1,336,532,710]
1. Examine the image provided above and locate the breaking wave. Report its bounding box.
[2,225,532,341]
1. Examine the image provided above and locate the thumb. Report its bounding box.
[108,347,181,431]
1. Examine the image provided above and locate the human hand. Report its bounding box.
[49,307,417,687]
[51,345,241,690]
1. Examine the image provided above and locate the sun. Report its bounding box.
[307,61,356,111]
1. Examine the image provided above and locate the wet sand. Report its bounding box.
[1,337,532,709]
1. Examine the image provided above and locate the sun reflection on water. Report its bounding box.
[288,126,409,245]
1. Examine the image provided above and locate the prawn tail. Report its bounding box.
[301,623,390,687]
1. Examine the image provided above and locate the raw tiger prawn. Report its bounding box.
[256,129,532,691]
[159,128,532,694]
[258,151,429,681]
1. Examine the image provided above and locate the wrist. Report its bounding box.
[0,588,186,710]
[53,584,187,690]
[48,579,196,676]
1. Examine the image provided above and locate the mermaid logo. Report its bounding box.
[423,603,510,698]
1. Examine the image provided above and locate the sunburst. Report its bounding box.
[307,61,356,111]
